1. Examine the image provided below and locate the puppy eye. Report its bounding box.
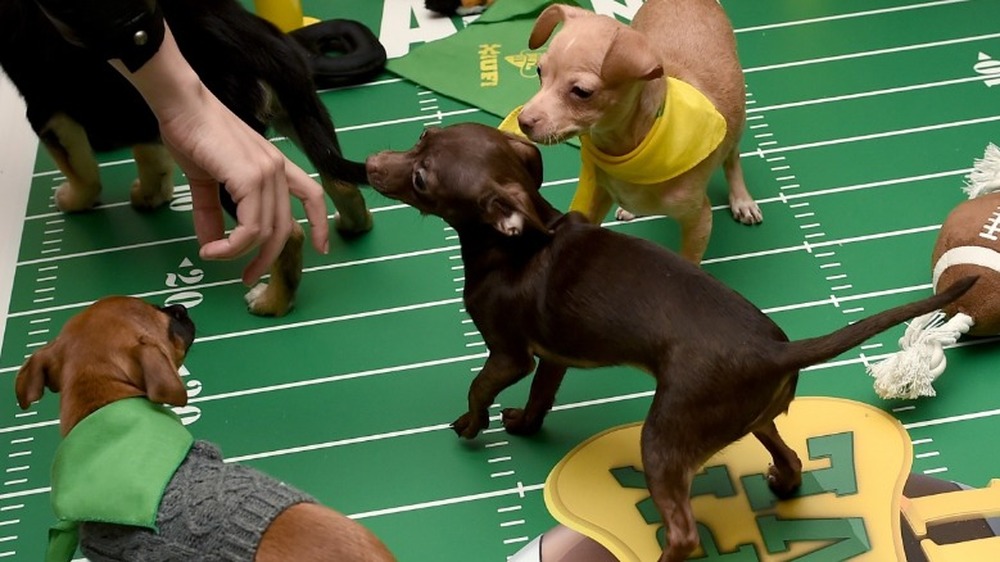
[413,168,427,192]
[571,86,592,99]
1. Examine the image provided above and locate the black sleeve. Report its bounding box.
[33,0,166,72]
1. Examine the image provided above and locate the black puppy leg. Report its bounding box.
[753,421,803,497]
[130,143,174,211]
[244,221,304,317]
[501,359,566,435]
[38,113,101,212]
[641,419,701,562]
[453,352,534,439]
[269,96,372,235]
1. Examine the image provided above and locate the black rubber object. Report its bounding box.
[289,19,387,90]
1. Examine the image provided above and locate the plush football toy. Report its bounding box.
[868,143,1000,399]
[425,0,495,16]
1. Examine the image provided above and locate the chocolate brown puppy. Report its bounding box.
[365,123,975,562]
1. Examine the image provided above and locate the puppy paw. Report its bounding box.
[765,464,801,498]
[129,178,173,211]
[334,210,374,237]
[614,207,637,222]
[54,181,100,212]
[245,283,294,317]
[730,199,763,225]
[501,408,543,435]
[451,412,487,439]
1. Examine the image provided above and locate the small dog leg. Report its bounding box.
[245,221,303,316]
[614,207,637,222]
[501,359,567,435]
[323,176,374,235]
[574,183,614,225]
[724,147,762,225]
[641,422,702,562]
[752,421,803,497]
[130,144,175,211]
[39,114,101,212]
[675,195,712,265]
[453,353,534,439]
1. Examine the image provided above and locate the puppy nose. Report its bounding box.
[364,156,381,183]
[160,304,189,320]
[517,114,536,136]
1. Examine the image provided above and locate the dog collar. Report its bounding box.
[46,397,193,562]
[571,77,727,214]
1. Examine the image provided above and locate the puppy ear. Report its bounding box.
[15,347,55,410]
[528,4,586,49]
[135,341,188,407]
[601,27,663,85]
[502,132,544,188]
[483,187,550,236]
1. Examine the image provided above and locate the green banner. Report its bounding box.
[387,0,580,127]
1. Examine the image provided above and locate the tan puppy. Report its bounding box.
[517,0,761,264]
[15,296,395,562]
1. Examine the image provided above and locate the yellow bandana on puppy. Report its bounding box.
[499,77,726,216]
[573,77,726,213]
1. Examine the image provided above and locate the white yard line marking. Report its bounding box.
[734,0,968,34]
[350,481,543,521]
[904,408,1000,430]
[748,75,986,114]
[188,352,487,404]
[193,298,463,344]
[744,32,1000,74]
[741,115,1000,159]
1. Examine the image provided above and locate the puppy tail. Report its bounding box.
[255,35,370,186]
[774,275,977,374]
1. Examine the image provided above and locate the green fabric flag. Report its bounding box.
[47,398,194,562]
[387,0,580,127]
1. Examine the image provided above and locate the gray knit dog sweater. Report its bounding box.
[79,441,315,561]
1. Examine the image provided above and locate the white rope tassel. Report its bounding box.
[963,143,1000,199]
[867,311,975,399]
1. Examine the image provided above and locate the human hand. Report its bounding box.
[159,88,329,285]
[111,23,329,285]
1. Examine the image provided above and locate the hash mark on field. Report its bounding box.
[503,537,529,545]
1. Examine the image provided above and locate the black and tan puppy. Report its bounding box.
[0,0,375,316]
[15,297,395,561]
[365,123,976,562]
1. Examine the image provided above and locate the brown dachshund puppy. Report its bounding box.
[15,297,395,562]
[365,123,975,562]
[517,0,761,264]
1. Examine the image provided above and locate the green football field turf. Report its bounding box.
[2,1,999,560]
